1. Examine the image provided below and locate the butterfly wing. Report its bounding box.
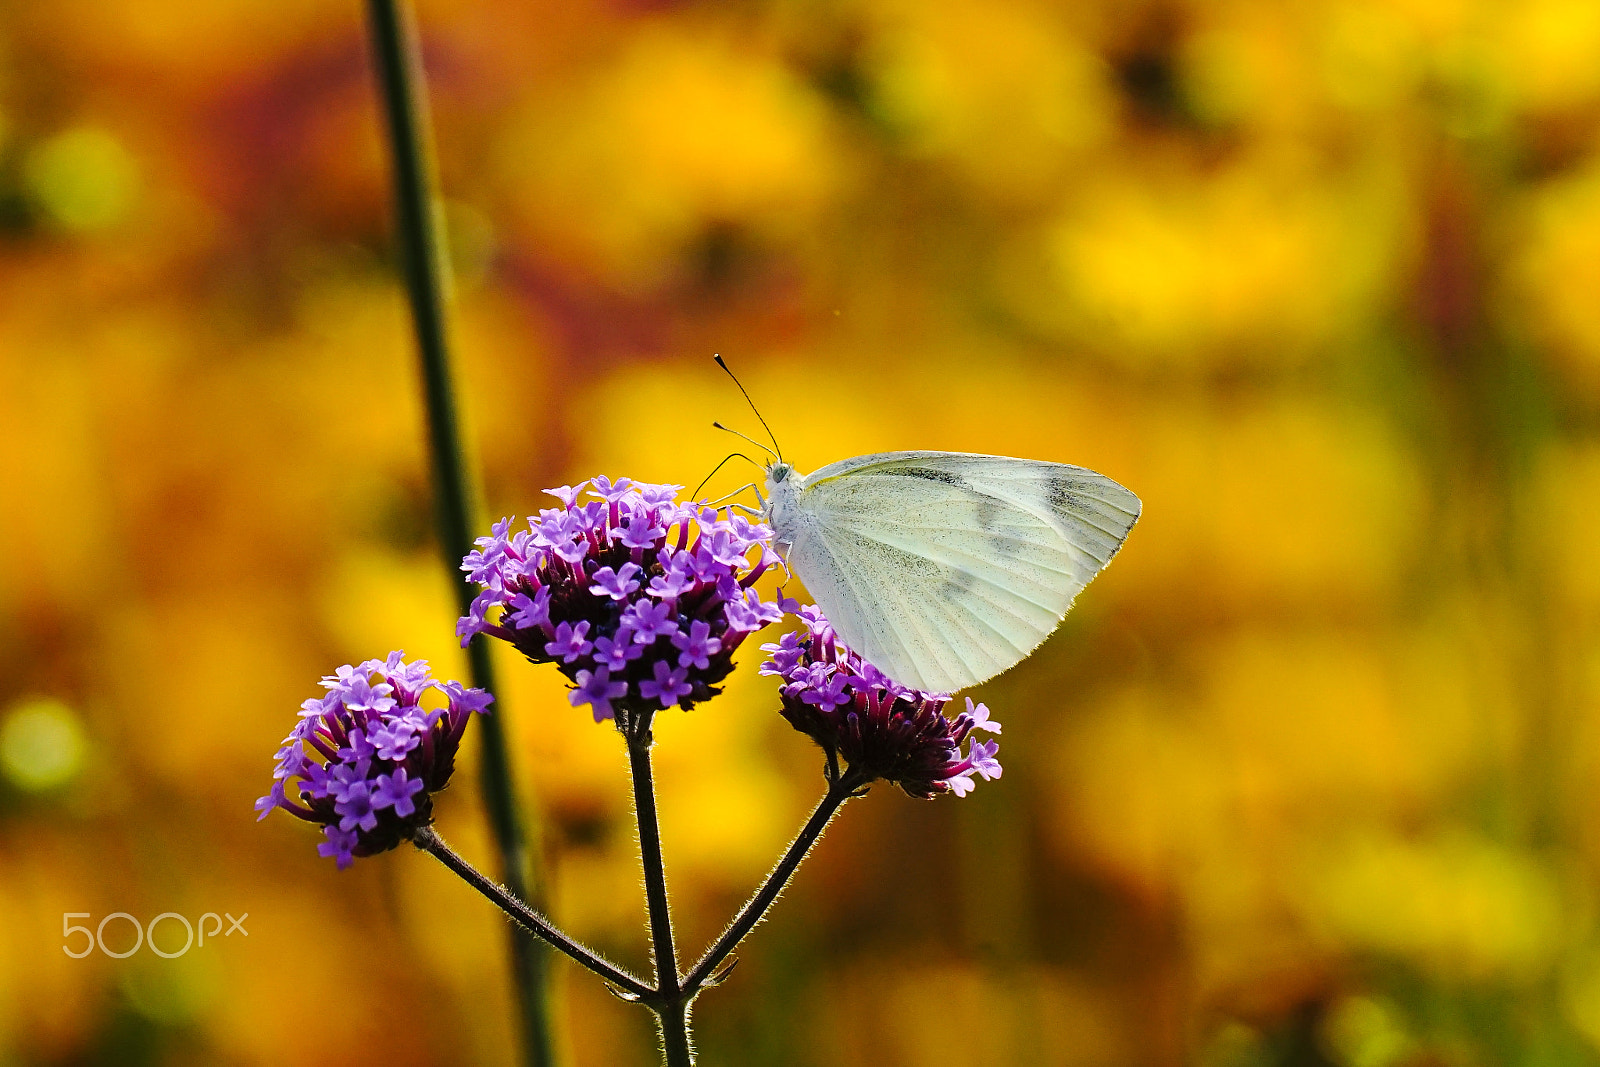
[785,451,1140,692]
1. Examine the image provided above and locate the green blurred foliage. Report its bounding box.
[1,0,1599,1063]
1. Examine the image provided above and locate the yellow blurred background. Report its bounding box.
[3,0,1600,1063]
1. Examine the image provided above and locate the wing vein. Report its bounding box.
[824,522,1071,611]
[814,525,931,685]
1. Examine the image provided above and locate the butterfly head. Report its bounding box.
[762,460,801,545]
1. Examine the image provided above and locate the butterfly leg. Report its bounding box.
[700,482,761,508]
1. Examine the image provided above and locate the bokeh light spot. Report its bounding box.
[0,697,87,792]
[24,125,138,232]
[1321,996,1414,1067]
[120,952,219,1027]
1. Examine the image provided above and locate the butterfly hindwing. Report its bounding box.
[786,452,1140,692]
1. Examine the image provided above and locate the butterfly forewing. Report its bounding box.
[788,452,1140,692]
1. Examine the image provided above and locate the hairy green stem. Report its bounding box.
[414,826,655,1001]
[626,717,694,1066]
[683,772,860,996]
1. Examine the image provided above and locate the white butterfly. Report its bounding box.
[760,451,1140,694]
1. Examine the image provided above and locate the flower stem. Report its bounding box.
[683,772,861,996]
[414,825,655,1001]
[626,718,694,1066]
[364,3,553,1064]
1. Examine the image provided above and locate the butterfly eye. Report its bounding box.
[771,464,790,484]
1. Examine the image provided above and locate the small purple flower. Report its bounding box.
[257,652,493,867]
[968,738,1002,779]
[298,761,330,800]
[552,536,588,565]
[546,483,588,508]
[726,588,784,632]
[339,728,378,762]
[570,668,629,722]
[646,554,696,599]
[591,563,643,601]
[462,518,512,582]
[593,634,642,672]
[758,631,805,677]
[702,528,750,568]
[798,667,851,712]
[318,826,360,869]
[962,698,1002,734]
[730,514,767,543]
[442,681,495,716]
[545,620,594,663]
[327,759,372,803]
[458,592,497,642]
[507,588,551,630]
[531,509,572,547]
[619,511,664,550]
[723,597,760,632]
[761,609,1003,799]
[945,740,1002,796]
[687,545,727,584]
[255,781,285,820]
[339,675,396,717]
[457,476,795,728]
[272,747,309,781]
[946,773,978,798]
[366,720,421,761]
[639,661,693,707]
[638,483,682,507]
[622,600,680,644]
[373,651,436,702]
[672,619,722,670]
[589,475,635,502]
[335,781,380,833]
[372,767,426,818]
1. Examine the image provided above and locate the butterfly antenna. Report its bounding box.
[711,421,776,460]
[713,354,783,463]
[691,452,763,503]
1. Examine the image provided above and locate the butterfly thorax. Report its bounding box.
[763,463,805,554]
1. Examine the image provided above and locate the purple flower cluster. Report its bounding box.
[254,652,493,868]
[761,607,1002,798]
[459,477,787,723]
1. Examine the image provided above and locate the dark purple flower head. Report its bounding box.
[459,478,789,726]
[255,652,493,868]
[760,607,1003,799]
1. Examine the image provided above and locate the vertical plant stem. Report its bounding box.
[627,719,694,1066]
[365,3,554,1064]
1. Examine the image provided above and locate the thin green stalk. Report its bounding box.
[683,772,860,996]
[364,3,553,1063]
[414,826,655,1001]
[625,716,694,1066]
